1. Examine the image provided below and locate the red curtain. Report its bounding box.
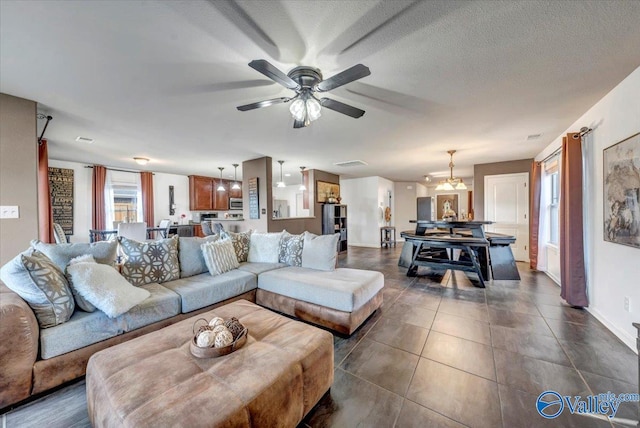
[529,161,541,270]
[37,139,54,243]
[140,171,154,227]
[560,133,588,307]
[92,165,107,231]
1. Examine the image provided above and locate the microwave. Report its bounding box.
[229,198,243,210]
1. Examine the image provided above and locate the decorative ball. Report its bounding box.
[214,330,234,348]
[196,330,216,348]
[224,317,244,339]
[212,325,228,335]
[209,316,225,327]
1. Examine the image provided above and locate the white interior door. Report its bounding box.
[484,173,529,262]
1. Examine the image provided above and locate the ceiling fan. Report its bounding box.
[236,60,371,128]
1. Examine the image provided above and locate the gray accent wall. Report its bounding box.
[0,93,38,265]
[473,159,533,220]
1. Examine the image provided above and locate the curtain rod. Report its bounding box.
[84,165,154,175]
[539,147,562,164]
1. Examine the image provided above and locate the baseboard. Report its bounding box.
[347,243,383,249]
[586,307,637,353]
[544,271,561,285]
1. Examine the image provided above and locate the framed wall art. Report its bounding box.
[436,194,459,220]
[316,180,340,203]
[603,132,640,248]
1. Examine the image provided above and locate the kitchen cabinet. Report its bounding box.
[229,181,242,199]
[189,176,213,211]
[213,179,229,211]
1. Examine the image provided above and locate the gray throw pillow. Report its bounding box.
[279,230,304,266]
[119,236,180,286]
[0,248,75,328]
[247,231,282,263]
[220,230,252,262]
[301,232,339,271]
[30,239,118,272]
[178,235,219,278]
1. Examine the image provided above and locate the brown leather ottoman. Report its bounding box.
[86,300,333,427]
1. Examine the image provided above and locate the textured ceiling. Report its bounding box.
[1,0,640,184]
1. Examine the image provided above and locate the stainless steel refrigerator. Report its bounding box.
[417,197,434,221]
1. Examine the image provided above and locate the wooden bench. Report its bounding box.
[401,232,490,288]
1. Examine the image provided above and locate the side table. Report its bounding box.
[380,226,396,248]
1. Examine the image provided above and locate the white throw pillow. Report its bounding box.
[247,231,283,263]
[66,255,98,312]
[301,232,339,271]
[202,239,240,276]
[66,262,150,318]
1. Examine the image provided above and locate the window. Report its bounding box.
[105,170,143,229]
[548,171,559,244]
[543,155,560,245]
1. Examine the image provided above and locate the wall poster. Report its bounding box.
[604,132,640,248]
[48,167,74,235]
[248,177,259,219]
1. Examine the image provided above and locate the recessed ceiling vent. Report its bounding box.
[75,136,94,144]
[333,160,368,167]
[527,134,542,140]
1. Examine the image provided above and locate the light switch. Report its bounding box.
[0,205,19,219]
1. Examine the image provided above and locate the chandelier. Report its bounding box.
[435,150,467,191]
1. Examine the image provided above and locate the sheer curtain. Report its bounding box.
[529,161,541,270]
[537,164,550,272]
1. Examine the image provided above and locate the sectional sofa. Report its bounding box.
[0,231,384,409]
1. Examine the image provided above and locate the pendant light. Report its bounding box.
[231,164,241,190]
[299,166,307,191]
[276,160,285,188]
[435,150,467,191]
[217,167,226,191]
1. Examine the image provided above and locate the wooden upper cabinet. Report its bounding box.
[229,181,242,199]
[213,179,230,211]
[189,175,213,211]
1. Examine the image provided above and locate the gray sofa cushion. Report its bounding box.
[301,233,339,271]
[238,262,286,275]
[258,267,384,312]
[162,271,257,313]
[178,235,219,278]
[40,283,180,359]
[30,240,118,272]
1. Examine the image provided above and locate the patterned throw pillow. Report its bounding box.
[0,248,75,328]
[201,240,240,276]
[119,236,180,286]
[278,230,304,266]
[220,229,252,262]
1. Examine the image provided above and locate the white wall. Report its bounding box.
[535,66,640,350]
[153,172,190,224]
[49,159,194,242]
[394,182,428,240]
[341,177,381,248]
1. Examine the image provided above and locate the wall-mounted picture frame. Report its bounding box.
[316,180,340,203]
[603,132,640,249]
[436,194,459,220]
[248,177,260,219]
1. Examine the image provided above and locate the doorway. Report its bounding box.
[484,172,529,262]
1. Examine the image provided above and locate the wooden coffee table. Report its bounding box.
[86,300,333,427]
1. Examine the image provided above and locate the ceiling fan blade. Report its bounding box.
[237,97,290,111]
[248,60,300,90]
[315,64,371,92]
[293,119,306,129]
[320,98,366,118]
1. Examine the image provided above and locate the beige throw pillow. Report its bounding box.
[202,240,240,276]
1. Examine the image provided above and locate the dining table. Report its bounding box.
[88,226,169,243]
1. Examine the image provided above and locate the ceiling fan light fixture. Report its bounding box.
[289,98,305,121]
[306,98,321,121]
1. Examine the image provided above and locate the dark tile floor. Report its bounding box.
[3,247,638,428]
